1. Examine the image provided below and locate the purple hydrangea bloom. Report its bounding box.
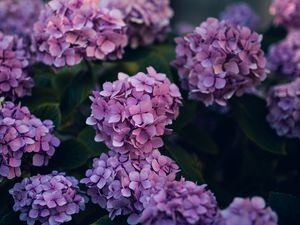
[86,67,182,155]
[0,0,43,38]
[81,150,179,223]
[101,0,173,48]
[0,101,60,180]
[9,171,87,225]
[139,178,221,225]
[31,0,128,68]
[172,18,267,106]
[220,3,259,30]
[270,0,300,29]
[221,197,278,225]
[268,31,300,78]
[267,78,300,139]
[0,32,34,99]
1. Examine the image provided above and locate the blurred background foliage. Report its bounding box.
[1,1,300,225]
[172,0,272,30]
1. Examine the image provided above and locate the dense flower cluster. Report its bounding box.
[0,0,43,38]
[0,32,34,99]
[86,67,182,155]
[172,18,267,106]
[9,171,87,225]
[81,150,179,223]
[139,178,221,225]
[221,197,278,225]
[101,0,173,48]
[0,101,60,180]
[270,0,300,29]
[267,78,300,138]
[268,31,300,78]
[32,0,128,68]
[220,3,259,30]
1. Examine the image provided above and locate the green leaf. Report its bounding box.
[60,70,93,117]
[77,127,109,158]
[22,87,59,110]
[179,124,219,155]
[50,139,90,170]
[268,192,300,225]
[91,215,128,225]
[165,144,204,183]
[32,103,62,128]
[172,100,197,131]
[231,95,286,155]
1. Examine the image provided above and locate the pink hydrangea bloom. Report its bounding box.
[31,0,128,68]
[270,0,300,29]
[10,171,87,225]
[81,150,179,223]
[172,18,267,106]
[221,197,278,225]
[268,30,300,78]
[101,0,173,48]
[0,101,60,181]
[267,78,300,138]
[0,32,34,100]
[0,0,43,38]
[139,178,221,225]
[86,67,182,155]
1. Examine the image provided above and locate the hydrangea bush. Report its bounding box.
[0,1,299,225]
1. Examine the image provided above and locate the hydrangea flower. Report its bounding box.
[172,18,267,106]
[101,0,173,48]
[9,171,87,225]
[220,3,259,30]
[31,0,128,68]
[0,32,34,99]
[267,78,300,139]
[0,0,43,38]
[268,31,300,78]
[139,178,221,225]
[270,0,300,29]
[86,67,182,155]
[221,197,278,225]
[0,101,60,180]
[81,150,179,223]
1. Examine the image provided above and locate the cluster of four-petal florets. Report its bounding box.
[8,65,278,225]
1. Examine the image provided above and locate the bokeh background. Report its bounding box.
[172,0,272,30]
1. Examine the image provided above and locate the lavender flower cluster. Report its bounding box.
[31,0,128,68]
[139,178,221,225]
[267,78,300,138]
[220,2,259,30]
[81,150,179,223]
[86,66,182,155]
[270,0,300,29]
[0,101,60,180]
[221,197,278,225]
[268,31,300,78]
[0,0,43,38]
[9,171,87,225]
[101,0,173,48]
[172,18,267,106]
[0,32,34,100]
